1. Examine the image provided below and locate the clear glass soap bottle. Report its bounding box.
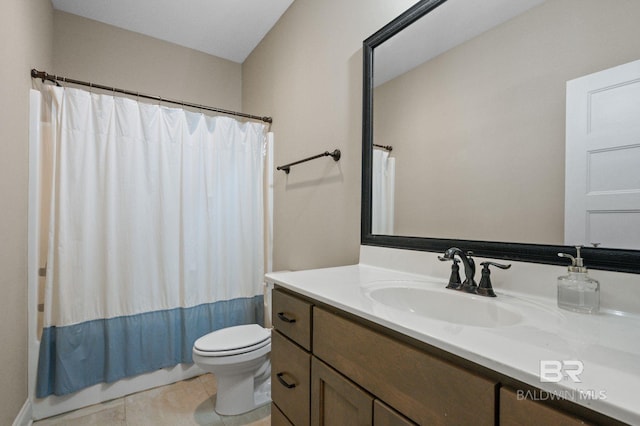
[557,246,599,314]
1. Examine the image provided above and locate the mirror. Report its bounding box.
[362,0,640,273]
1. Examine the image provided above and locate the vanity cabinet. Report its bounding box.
[271,287,611,426]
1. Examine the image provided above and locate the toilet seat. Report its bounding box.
[194,324,270,357]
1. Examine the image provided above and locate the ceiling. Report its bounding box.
[51,0,294,64]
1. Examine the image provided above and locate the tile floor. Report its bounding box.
[33,374,270,426]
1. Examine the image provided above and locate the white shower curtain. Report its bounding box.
[372,149,395,234]
[33,86,267,397]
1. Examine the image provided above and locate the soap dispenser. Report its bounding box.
[557,246,600,314]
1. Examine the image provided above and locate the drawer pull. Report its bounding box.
[276,372,297,389]
[277,312,297,323]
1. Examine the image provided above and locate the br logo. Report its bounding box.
[539,360,584,383]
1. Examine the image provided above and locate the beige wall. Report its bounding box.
[52,10,242,111]
[243,0,416,271]
[0,0,53,423]
[374,0,640,245]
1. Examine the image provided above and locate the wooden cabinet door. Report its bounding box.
[311,357,373,426]
[500,388,591,426]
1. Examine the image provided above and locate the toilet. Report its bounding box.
[192,283,273,416]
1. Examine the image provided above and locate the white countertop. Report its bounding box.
[266,263,640,425]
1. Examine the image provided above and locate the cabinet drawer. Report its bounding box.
[313,307,497,426]
[272,330,311,426]
[273,288,313,350]
[500,387,591,426]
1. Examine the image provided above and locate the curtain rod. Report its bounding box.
[31,69,273,124]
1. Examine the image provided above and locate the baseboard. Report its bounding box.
[12,399,33,426]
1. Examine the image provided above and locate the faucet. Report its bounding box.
[439,248,512,297]
[439,247,477,293]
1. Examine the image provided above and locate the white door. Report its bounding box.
[565,59,640,250]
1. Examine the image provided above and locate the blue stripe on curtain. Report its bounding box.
[36,295,264,398]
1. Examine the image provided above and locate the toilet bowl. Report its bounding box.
[193,324,271,415]
[192,281,275,416]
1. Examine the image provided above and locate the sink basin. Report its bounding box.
[366,283,523,328]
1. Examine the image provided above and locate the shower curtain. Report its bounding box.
[33,86,267,397]
[372,149,395,234]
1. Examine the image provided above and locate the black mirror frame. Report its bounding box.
[361,0,640,274]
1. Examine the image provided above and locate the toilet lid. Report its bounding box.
[194,324,270,354]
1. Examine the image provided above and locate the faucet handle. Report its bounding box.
[477,261,511,297]
[439,256,462,289]
[481,261,511,270]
